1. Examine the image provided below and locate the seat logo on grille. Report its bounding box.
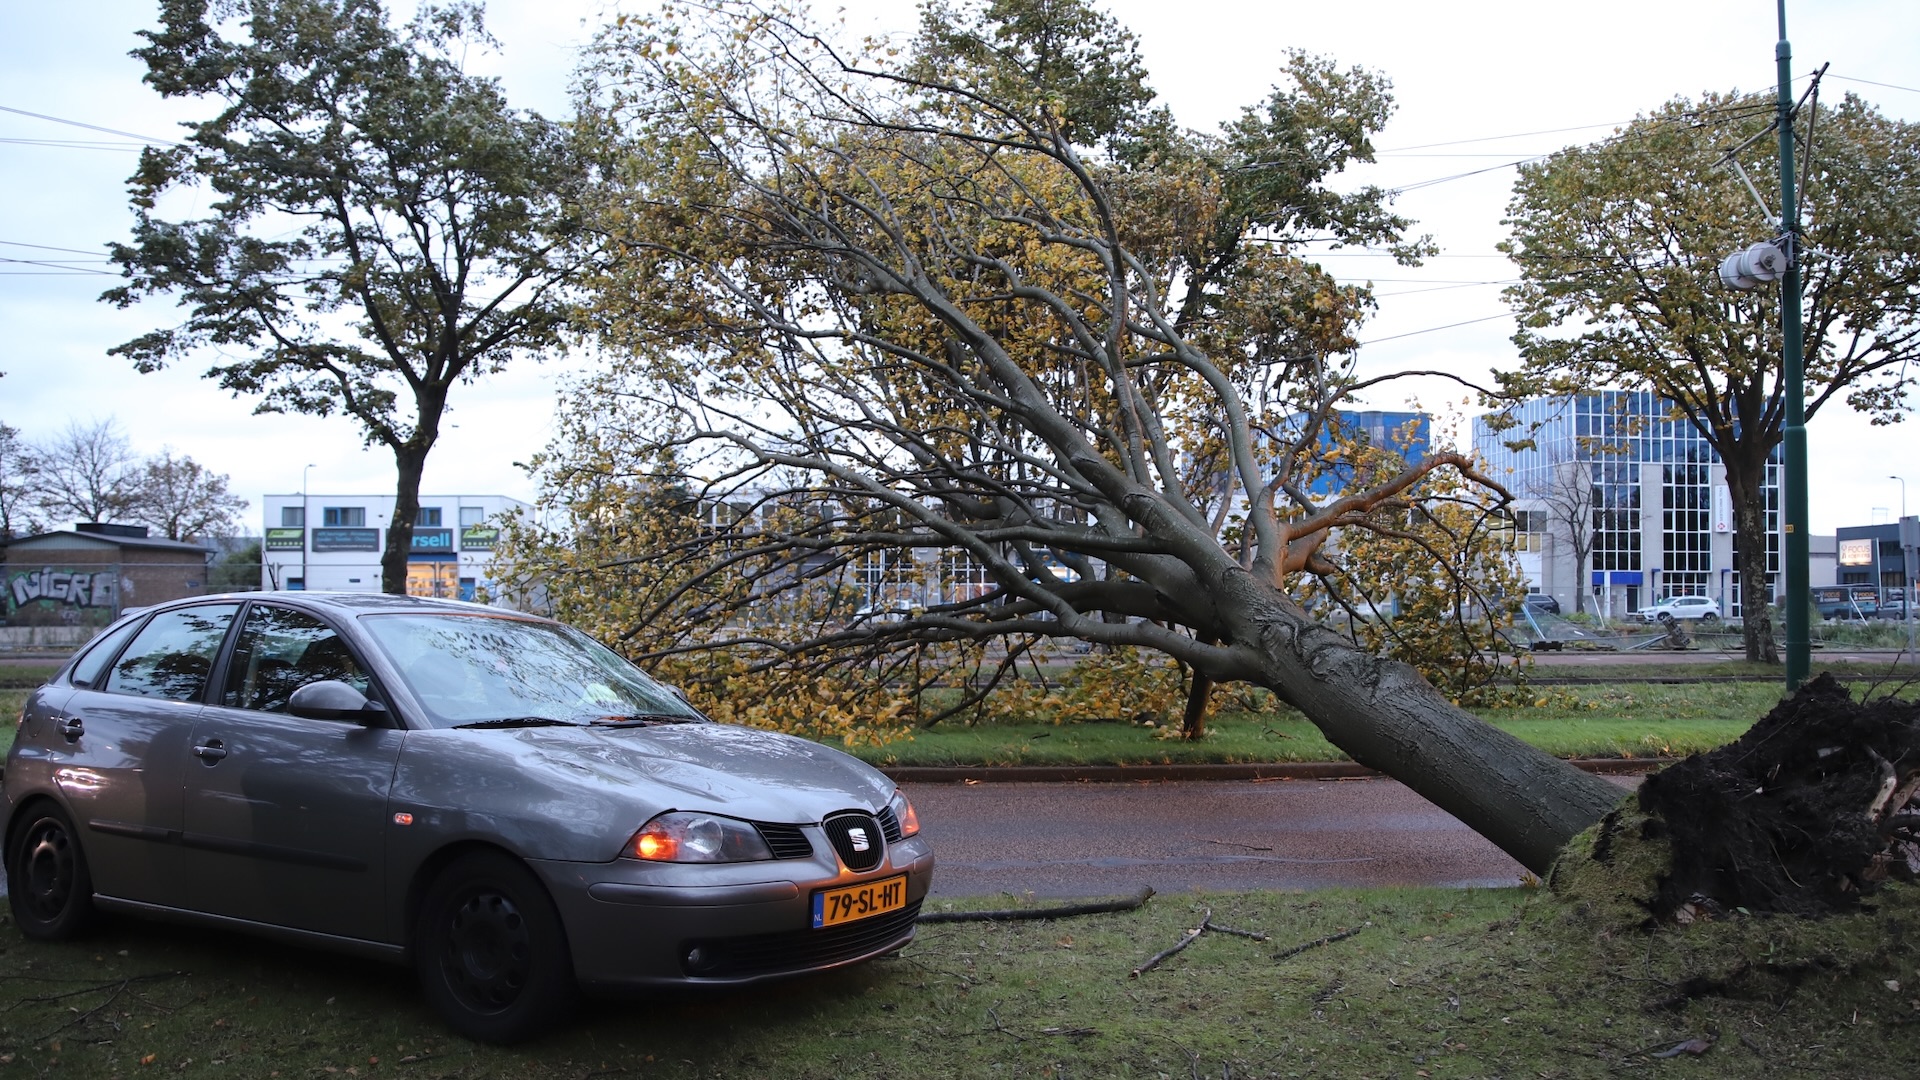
[849,827,870,852]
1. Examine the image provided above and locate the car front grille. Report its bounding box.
[755,822,814,860]
[681,901,922,978]
[876,805,903,843]
[822,811,884,871]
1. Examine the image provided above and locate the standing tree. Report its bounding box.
[1518,446,1598,615]
[1498,90,1920,661]
[515,0,1622,874]
[129,449,250,541]
[0,420,45,539]
[28,418,144,527]
[105,0,587,593]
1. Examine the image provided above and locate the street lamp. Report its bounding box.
[1895,475,1915,653]
[301,463,315,591]
[1717,0,1809,689]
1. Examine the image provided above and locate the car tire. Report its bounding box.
[6,801,97,940]
[1700,612,1720,624]
[414,851,577,1044]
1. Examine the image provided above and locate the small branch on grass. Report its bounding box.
[1131,922,1206,978]
[1271,924,1368,962]
[21,972,187,1044]
[1130,910,1271,977]
[1206,839,1275,852]
[985,1007,1025,1042]
[919,886,1154,923]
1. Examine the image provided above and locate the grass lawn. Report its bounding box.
[845,675,1909,768]
[2,883,1913,1077]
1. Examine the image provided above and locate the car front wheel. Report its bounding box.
[1700,612,1720,624]
[414,851,577,1044]
[6,801,97,940]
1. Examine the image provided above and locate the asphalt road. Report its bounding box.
[907,776,1638,899]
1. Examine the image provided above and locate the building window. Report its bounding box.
[940,552,995,603]
[322,506,365,527]
[459,505,487,527]
[281,506,305,527]
[416,507,442,527]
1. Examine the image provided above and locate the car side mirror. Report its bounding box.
[289,680,390,725]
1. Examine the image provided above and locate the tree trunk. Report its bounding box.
[1724,457,1778,664]
[382,443,429,595]
[1216,573,1623,875]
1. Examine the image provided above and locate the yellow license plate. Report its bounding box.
[812,874,907,928]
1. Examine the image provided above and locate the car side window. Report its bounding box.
[220,604,371,714]
[103,604,242,702]
[68,618,145,689]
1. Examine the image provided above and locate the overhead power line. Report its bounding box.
[1357,312,1511,347]
[0,104,180,147]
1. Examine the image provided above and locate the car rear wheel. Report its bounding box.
[1700,612,1720,624]
[415,851,576,1043]
[6,802,97,940]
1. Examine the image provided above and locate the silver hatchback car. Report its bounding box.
[3,593,933,1042]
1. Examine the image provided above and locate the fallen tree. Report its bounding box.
[516,0,1630,874]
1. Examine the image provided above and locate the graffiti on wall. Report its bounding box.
[8,567,122,614]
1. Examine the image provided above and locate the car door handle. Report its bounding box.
[54,716,84,741]
[193,740,229,763]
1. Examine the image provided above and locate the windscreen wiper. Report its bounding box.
[452,716,588,729]
[588,713,704,726]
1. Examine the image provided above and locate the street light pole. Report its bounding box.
[301,463,315,591]
[1895,475,1915,653]
[1775,0,1810,690]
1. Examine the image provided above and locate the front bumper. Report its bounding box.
[529,833,934,992]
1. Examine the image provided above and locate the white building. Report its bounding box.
[260,492,530,601]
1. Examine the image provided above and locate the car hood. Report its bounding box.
[534,722,892,816]
[395,718,898,845]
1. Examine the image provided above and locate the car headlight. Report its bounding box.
[627,811,774,862]
[888,789,920,838]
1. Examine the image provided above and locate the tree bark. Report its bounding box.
[382,442,429,596]
[1725,456,1778,664]
[1217,572,1624,875]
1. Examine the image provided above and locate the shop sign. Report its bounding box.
[411,528,455,554]
[460,525,500,551]
[1837,538,1875,566]
[265,527,305,551]
[313,527,380,553]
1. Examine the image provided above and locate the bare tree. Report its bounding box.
[1519,449,1598,615]
[517,1,1622,874]
[29,418,143,527]
[0,420,44,540]
[129,450,250,542]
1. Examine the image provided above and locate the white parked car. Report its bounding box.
[1636,595,1722,623]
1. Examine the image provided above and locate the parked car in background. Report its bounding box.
[1635,595,1721,623]
[4,593,933,1043]
[1523,593,1561,615]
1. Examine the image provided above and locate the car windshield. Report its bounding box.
[357,613,704,729]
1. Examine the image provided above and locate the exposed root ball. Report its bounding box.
[1634,673,1920,919]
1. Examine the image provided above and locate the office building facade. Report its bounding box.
[1473,392,1780,618]
[261,492,530,601]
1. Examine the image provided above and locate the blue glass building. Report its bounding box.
[1472,392,1779,618]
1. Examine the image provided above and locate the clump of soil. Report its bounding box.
[1552,673,1920,926]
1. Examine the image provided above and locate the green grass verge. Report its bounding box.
[3,885,1914,1076]
[847,678,1914,767]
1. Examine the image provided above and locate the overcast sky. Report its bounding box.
[3,0,1917,534]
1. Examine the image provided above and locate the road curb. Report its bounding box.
[880,757,1672,784]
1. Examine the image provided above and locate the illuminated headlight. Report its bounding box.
[627,812,773,862]
[888,790,920,838]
